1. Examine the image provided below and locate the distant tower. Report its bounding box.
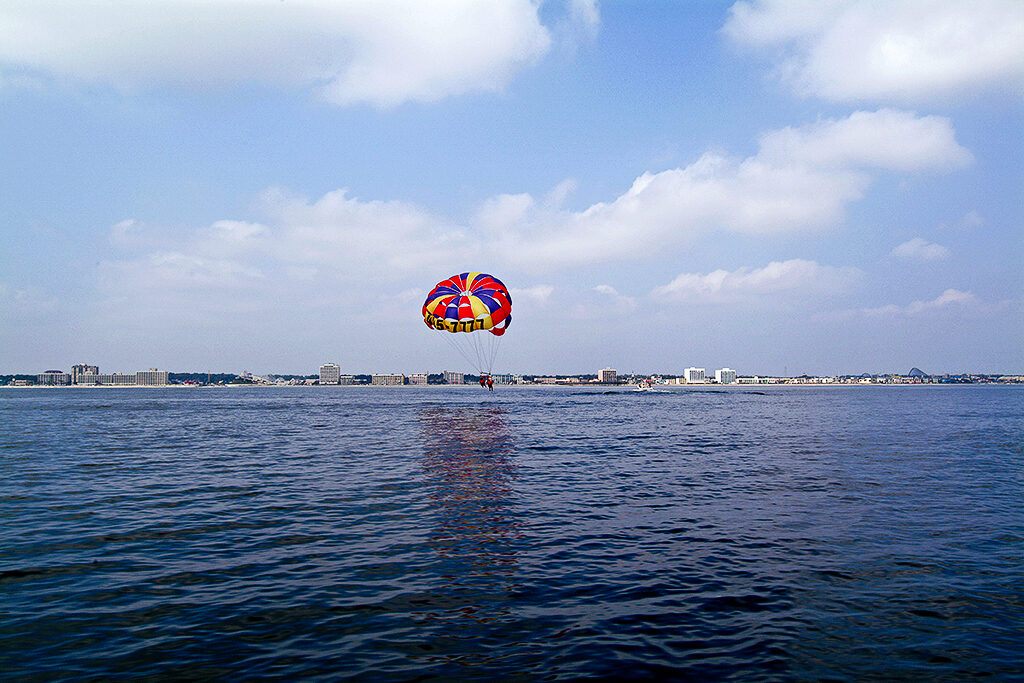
[319,363,341,385]
[684,367,706,384]
[71,363,99,384]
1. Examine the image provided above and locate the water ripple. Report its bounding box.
[1,385,1022,680]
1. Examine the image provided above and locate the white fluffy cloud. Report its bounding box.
[861,288,977,316]
[510,285,555,304]
[99,252,264,292]
[97,109,970,310]
[724,0,1024,103]
[890,237,950,261]
[564,284,637,320]
[495,109,970,267]
[757,109,973,170]
[651,259,862,304]
[0,0,562,107]
[262,188,476,273]
[940,211,985,231]
[593,284,637,312]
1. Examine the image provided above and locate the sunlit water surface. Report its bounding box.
[1,385,1022,680]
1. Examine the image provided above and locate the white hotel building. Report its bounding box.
[715,368,737,385]
[319,363,341,385]
[684,367,706,384]
[136,369,169,386]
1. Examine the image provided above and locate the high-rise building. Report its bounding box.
[319,363,340,385]
[598,367,617,384]
[136,369,169,386]
[684,367,706,384]
[71,364,99,384]
[715,368,737,384]
[443,370,465,385]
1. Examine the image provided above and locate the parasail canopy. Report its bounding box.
[422,272,512,337]
[422,272,512,377]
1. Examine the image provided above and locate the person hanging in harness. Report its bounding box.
[486,377,494,391]
[479,375,488,388]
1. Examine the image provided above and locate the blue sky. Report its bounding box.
[2,0,1022,376]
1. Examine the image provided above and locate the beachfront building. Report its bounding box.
[409,373,429,385]
[598,367,617,384]
[37,370,71,385]
[76,373,135,386]
[136,369,169,386]
[338,375,355,385]
[715,368,737,385]
[443,371,464,385]
[737,376,779,384]
[684,367,706,384]
[371,373,405,386]
[319,363,341,385]
[71,364,99,384]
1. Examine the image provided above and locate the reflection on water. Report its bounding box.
[416,404,520,623]
[1,386,1020,680]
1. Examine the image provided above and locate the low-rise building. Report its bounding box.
[443,370,464,385]
[737,376,780,384]
[37,370,71,385]
[77,373,135,386]
[338,375,355,385]
[371,373,405,386]
[408,373,429,385]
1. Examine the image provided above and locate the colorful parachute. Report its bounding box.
[423,272,512,376]
[422,272,512,336]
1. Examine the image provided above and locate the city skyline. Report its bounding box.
[5,360,1019,386]
[2,1,1022,376]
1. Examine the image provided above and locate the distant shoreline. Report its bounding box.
[4,382,1020,389]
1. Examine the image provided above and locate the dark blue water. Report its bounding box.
[1,385,1021,680]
